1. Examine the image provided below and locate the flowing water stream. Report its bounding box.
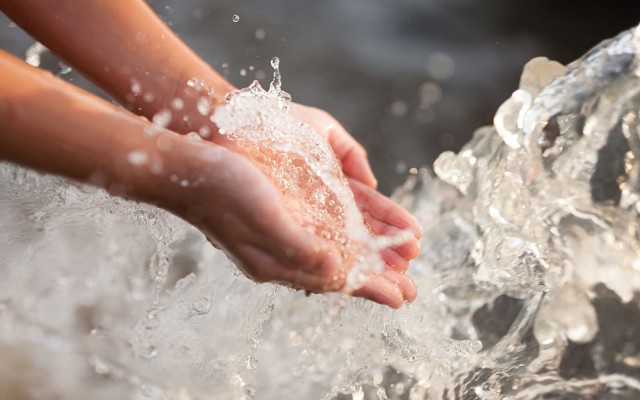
[2,25,640,400]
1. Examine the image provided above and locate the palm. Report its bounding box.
[183,144,419,308]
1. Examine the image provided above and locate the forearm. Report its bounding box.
[0,50,208,208]
[0,0,234,135]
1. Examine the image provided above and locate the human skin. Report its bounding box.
[0,0,379,189]
[0,1,422,307]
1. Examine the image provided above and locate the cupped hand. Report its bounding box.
[172,142,339,289]
[169,140,419,307]
[289,103,423,307]
[290,103,378,189]
[348,178,422,308]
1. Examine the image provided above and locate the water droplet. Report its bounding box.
[152,109,172,128]
[240,68,247,76]
[191,295,211,315]
[150,162,163,175]
[197,97,211,116]
[25,42,47,67]
[156,135,173,151]
[127,151,148,166]
[270,57,280,70]
[426,52,455,81]
[419,82,442,107]
[255,28,266,40]
[232,14,240,23]
[199,126,211,139]
[170,98,184,110]
[131,80,142,95]
[144,345,158,359]
[390,100,408,117]
[58,62,72,75]
[187,78,197,87]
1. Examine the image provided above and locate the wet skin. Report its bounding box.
[0,0,422,308]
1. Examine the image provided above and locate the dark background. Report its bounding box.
[1,1,638,194]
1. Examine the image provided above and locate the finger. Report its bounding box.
[351,273,404,308]
[326,125,378,188]
[250,203,342,277]
[363,214,421,261]
[380,268,417,303]
[380,248,410,272]
[349,178,422,238]
[235,243,337,291]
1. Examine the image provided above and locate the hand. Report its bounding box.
[165,140,418,307]
[348,178,422,307]
[168,142,339,289]
[290,103,378,188]
[289,103,423,307]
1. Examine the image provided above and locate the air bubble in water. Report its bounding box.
[190,296,211,315]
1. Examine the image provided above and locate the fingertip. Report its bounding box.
[382,269,417,304]
[410,216,423,239]
[404,278,418,303]
[353,275,404,309]
[381,248,409,272]
[342,148,378,189]
[361,163,378,189]
[352,163,378,189]
[385,234,421,261]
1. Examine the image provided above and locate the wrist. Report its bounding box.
[117,130,230,216]
[137,65,236,138]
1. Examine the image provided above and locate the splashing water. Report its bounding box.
[211,57,411,290]
[3,26,640,400]
[25,41,73,75]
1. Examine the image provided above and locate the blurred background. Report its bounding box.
[1,0,638,194]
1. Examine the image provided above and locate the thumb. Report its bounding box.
[262,213,343,279]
